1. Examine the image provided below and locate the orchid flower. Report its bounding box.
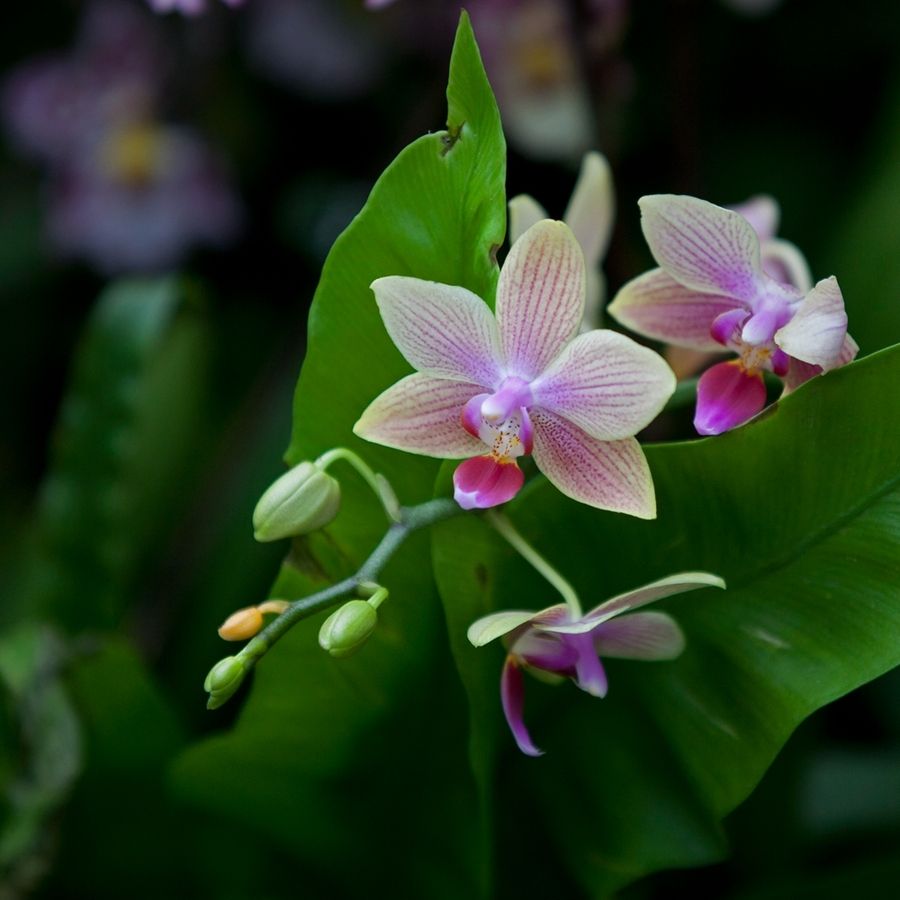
[468,572,726,756]
[354,220,675,516]
[509,152,614,331]
[607,195,857,435]
[148,0,244,16]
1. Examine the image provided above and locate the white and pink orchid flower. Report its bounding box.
[608,195,857,436]
[354,220,675,515]
[148,0,244,16]
[468,572,725,756]
[509,151,614,331]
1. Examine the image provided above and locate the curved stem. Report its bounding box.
[486,511,583,619]
[315,447,402,522]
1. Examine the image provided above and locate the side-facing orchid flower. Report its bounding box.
[509,151,614,331]
[607,195,857,436]
[354,220,675,516]
[468,572,726,756]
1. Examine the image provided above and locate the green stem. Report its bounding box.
[315,447,402,522]
[230,497,460,675]
[485,511,583,618]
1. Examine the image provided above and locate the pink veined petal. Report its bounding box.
[564,151,614,269]
[501,656,543,757]
[353,374,484,458]
[540,572,725,633]
[774,276,847,370]
[730,194,780,242]
[760,238,813,292]
[694,360,767,435]
[496,220,586,380]
[607,268,744,352]
[782,331,858,394]
[531,330,675,441]
[452,456,524,510]
[508,194,548,246]
[371,276,503,387]
[639,194,764,301]
[529,410,656,518]
[513,629,579,672]
[593,611,686,660]
[568,632,608,697]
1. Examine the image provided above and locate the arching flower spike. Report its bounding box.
[468,572,726,756]
[354,220,675,516]
[607,195,857,435]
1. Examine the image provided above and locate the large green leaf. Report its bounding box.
[171,15,505,897]
[433,346,900,897]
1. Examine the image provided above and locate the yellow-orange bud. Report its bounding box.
[218,606,264,641]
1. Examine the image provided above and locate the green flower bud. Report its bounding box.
[318,600,378,659]
[205,656,248,709]
[253,461,341,542]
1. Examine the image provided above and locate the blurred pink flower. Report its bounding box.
[148,0,245,15]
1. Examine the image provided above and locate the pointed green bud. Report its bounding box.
[205,656,248,709]
[318,600,378,659]
[253,461,341,542]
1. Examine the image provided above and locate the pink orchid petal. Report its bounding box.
[639,195,764,301]
[774,276,847,370]
[452,456,524,510]
[530,410,655,518]
[760,238,813,292]
[501,656,543,757]
[371,276,503,386]
[496,220,585,380]
[693,360,767,435]
[563,151,614,269]
[541,572,725,633]
[513,630,579,672]
[593,611,686,660]
[710,307,750,345]
[532,330,675,441]
[731,194,780,241]
[569,633,608,697]
[508,194,548,246]
[782,331,857,394]
[353,374,484,458]
[607,268,743,352]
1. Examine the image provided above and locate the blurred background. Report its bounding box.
[2,1,899,897]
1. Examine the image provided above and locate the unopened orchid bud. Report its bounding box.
[218,606,264,641]
[204,656,247,709]
[318,600,378,658]
[253,462,341,542]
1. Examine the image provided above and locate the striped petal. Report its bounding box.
[541,572,725,634]
[564,151,614,269]
[531,330,675,441]
[467,610,543,648]
[731,194,779,241]
[639,195,764,302]
[371,276,503,386]
[783,331,858,394]
[353,374,484,458]
[501,656,543,757]
[508,194,548,245]
[761,238,813,292]
[530,410,655,518]
[593,611,686,660]
[774,276,847,370]
[607,268,743,352]
[496,220,586,380]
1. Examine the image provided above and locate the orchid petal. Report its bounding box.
[761,238,813,292]
[501,656,543,757]
[569,633,608,697]
[774,276,847,370]
[731,194,779,241]
[564,151,614,268]
[531,330,675,441]
[693,360,767,435]
[508,194,548,245]
[452,456,524,510]
[530,410,655,518]
[496,220,586,380]
[371,276,503,386]
[782,331,858,394]
[353,374,484,458]
[607,268,743,352]
[514,630,579,671]
[710,307,750,345]
[593,611,686,660]
[541,572,725,633]
[467,609,547,648]
[639,194,764,301]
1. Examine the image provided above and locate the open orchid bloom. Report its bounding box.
[354,220,675,515]
[148,0,244,15]
[608,195,857,436]
[468,572,726,756]
[509,152,614,331]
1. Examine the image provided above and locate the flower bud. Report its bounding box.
[253,462,341,542]
[204,656,247,709]
[318,600,378,658]
[218,606,264,641]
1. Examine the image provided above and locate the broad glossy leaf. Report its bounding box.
[433,346,900,896]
